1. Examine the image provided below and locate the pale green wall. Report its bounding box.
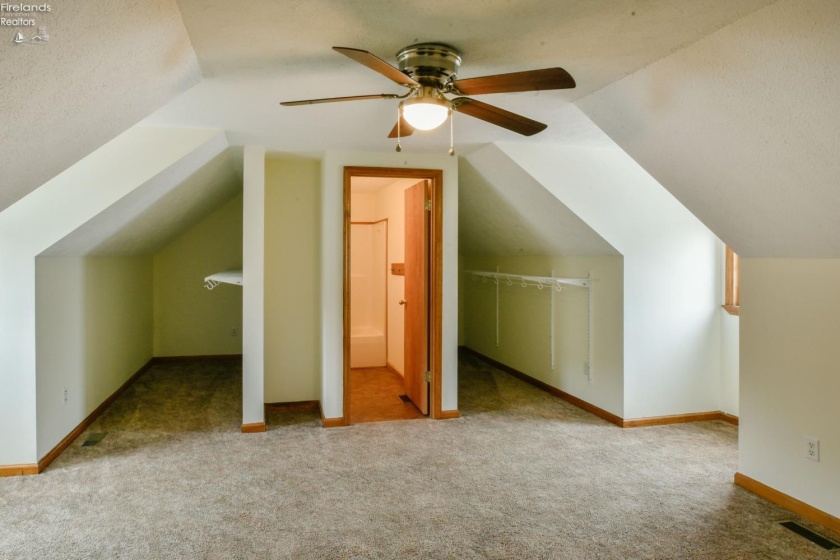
[462,254,624,416]
[264,155,321,403]
[153,195,243,357]
[36,256,153,458]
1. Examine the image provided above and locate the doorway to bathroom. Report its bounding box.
[343,167,443,424]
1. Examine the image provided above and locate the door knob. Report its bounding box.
[399,300,407,306]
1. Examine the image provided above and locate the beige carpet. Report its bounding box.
[1,354,837,559]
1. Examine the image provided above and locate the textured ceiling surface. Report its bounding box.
[0,0,201,213]
[459,146,617,257]
[578,0,840,257]
[143,0,772,153]
[42,148,242,257]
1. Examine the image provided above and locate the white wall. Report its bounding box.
[462,255,624,416]
[740,258,840,517]
[498,143,722,420]
[720,246,740,416]
[720,313,739,416]
[0,126,225,465]
[153,195,243,357]
[242,146,265,426]
[35,256,153,458]
[264,155,321,404]
[321,152,458,419]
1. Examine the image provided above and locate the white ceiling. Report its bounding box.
[459,146,617,257]
[41,148,242,257]
[0,0,201,213]
[13,0,829,259]
[143,0,773,154]
[578,0,840,257]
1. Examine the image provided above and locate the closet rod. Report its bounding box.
[466,270,589,289]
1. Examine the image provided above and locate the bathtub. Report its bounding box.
[350,325,386,368]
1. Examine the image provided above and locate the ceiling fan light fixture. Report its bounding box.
[401,96,451,131]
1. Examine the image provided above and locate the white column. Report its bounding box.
[242,146,266,427]
[0,250,38,466]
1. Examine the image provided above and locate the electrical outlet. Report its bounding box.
[63,388,68,404]
[804,437,820,462]
[231,327,238,337]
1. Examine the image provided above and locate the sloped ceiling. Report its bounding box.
[577,0,840,257]
[0,0,201,213]
[459,144,617,257]
[143,0,772,153]
[41,148,242,257]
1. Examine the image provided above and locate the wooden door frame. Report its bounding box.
[343,166,444,424]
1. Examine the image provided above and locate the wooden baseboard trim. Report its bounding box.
[460,346,624,427]
[386,361,402,376]
[241,422,266,433]
[721,412,740,426]
[0,463,40,477]
[318,401,346,428]
[460,347,741,430]
[623,411,723,428]
[152,354,242,362]
[734,472,840,535]
[624,411,740,428]
[321,417,346,428]
[34,357,156,475]
[439,410,461,419]
[265,400,319,412]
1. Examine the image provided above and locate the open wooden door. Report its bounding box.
[403,180,430,414]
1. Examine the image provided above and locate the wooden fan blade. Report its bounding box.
[452,98,547,136]
[333,47,420,88]
[280,94,400,106]
[451,68,575,95]
[387,117,415,138]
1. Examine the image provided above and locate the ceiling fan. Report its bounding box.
[280,43,576,153]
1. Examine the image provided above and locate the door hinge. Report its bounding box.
[425,199,431,211]
[424,371,431,382]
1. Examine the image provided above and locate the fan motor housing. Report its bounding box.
[396,43,461,88]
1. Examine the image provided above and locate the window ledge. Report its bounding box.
[722,304,740,316]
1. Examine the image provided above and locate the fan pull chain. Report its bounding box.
[449,110,455,156]
[396,105,402,152]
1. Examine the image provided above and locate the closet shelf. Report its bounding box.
[466,270,589,289]
[204,270,243,290]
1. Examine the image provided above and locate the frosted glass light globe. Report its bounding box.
[402,101,450,131]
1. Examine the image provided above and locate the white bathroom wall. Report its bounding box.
[349,223,387,339]
[350,192,376,222]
